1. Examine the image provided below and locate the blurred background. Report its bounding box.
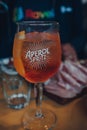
[0,0,87,60]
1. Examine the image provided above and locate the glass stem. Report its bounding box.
[34,83,43,118]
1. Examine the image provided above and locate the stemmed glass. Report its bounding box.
[13,21,62,130]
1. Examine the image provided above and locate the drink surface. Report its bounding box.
[8,94,28,109]
[13,32,61,83]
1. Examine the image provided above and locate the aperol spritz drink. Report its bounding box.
[13,21,62,130]
[13,33,61,83]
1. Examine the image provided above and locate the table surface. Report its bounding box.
[0,86,87,130]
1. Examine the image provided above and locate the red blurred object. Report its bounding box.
[44,60,87,105]
[62,44,78,61]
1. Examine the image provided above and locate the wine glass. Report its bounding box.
[13,21,62,130]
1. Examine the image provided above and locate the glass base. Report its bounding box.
[22,108,57,130]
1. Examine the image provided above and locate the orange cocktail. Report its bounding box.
[13,31,61,83]
[13,21,62,130]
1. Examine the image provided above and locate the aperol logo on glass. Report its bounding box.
[13,7,55,22]
[26,48,50,63]
[22,39,53,70]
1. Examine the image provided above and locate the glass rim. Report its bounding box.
[16,21,59,26]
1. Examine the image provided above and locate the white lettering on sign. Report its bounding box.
[26,48,50,62]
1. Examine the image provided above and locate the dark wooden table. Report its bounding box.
[0,85,87,130]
